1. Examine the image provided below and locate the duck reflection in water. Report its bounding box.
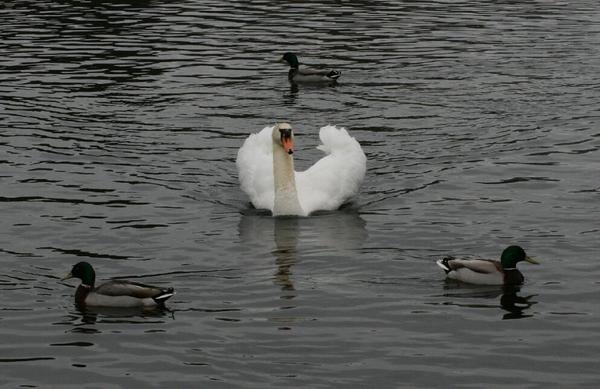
[283,81,338,106]
[441,283,537,320]
[500,285,537,320]
[73,306,173,326]
[283,83,299,106]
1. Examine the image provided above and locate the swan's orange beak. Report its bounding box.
[282,135,294,154]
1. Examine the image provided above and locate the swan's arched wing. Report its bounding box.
[236,126,274,211]
[296,125,366,214]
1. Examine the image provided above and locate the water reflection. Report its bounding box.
[238,209,368,296]
[500,286,537,320]
[284,83,299,105]
[283,80,340,105]
[441,282,537,319]
[83,305,171,320]
[62,305,172,329]
[272,217,299,294]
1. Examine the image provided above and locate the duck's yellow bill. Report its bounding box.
[61,272,73,281]
[525,256,540,265]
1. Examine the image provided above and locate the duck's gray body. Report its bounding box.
[83,280,174,308]
[281,52,341,83]
[437,258,507,285]
[64,262,175,309]
[436,246,538,286]
[288,66,341,83]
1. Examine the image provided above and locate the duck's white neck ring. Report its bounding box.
[503,268,517,271]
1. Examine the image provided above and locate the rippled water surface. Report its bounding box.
[2,1,600,387]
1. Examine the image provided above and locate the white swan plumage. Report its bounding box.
[236,123,366,216]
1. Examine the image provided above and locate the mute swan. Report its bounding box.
[436,245,539,285]
[236,123,366,216]
[280,53,341,83]
[62,262,175,308]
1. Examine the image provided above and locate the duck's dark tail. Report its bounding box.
[153,287,175,304]
[436,256,454,274]
[327,70,341,80]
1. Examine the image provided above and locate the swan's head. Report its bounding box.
[273,123,294,155]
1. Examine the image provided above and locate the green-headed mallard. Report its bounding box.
[436,245,539,285]
[62,262,175,308]
[280,53,341,83]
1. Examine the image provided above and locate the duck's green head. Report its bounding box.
[63,261,96,286]
[500,245,539,269]
[281,52,299,68]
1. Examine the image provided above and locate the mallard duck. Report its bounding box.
[436,245,539,285]
[236,123,366,216]
[280,53,341,83]
[62,262,175,308]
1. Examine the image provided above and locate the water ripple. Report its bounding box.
[1,0,600,388]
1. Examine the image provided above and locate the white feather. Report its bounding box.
[236,126,275,211]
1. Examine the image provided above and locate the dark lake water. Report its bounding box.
[1,1,599,387]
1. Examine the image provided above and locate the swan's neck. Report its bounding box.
[272,144,304,216]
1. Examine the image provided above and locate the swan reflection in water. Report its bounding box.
[238,208,368,295]
[272,217,299,294]
[441,283,537,320]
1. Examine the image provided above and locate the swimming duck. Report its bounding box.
[236,122,366,216]
[436,245,539,285]
[280,53,341,83]
[62,262,175,308]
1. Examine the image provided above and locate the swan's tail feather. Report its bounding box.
[296,124,366,215]
[316,125,360,154]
